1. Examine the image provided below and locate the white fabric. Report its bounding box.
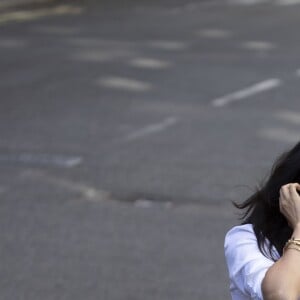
[224,224,280,300]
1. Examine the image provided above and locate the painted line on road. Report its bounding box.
[0,5,83,26]
[21,169,111,202]
[240,40,276,51]
[128,57,172,69]
[211,78,282,107]
[122,117,178,142]
[0,153,82,168]
[274,110,300,125]
[295,69,300,77]
[98,76,152,92]
[258,127,299,143]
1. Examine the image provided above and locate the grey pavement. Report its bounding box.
[0,0,300,299]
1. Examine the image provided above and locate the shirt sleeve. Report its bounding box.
[224,225,275,300]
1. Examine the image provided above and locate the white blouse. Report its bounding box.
[224,224,280,300]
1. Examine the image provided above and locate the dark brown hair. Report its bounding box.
[234,141,300,261]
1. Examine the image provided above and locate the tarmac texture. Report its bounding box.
[1,0,300,299]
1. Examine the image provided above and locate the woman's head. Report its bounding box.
[235,141,300,260]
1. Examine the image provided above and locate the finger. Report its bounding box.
[290,184,300,199]
[290,182,300,187]
[281,185,290,199]
[280,187,284,198]
[288,183,298,192]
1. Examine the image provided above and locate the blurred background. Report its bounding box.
[0,0,299,299]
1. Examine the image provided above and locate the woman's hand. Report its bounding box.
[263,183,300,299]
[279,182,300,229]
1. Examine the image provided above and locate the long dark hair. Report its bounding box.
[234,141,300,261]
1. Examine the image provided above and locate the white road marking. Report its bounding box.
[0,153,82,168]
[295,69,300,77]
[196,29,232,39]
[240,41,276,51]
[128,58,172,69]
[98,76,152,92]
[122,117,178,142]
[134,198,173,209]
[274,110,300,125]
[21,170,111,202]
[258,128,299,143]
[211,79,281,107]
[0,5,82,25]
[134,199,153,208]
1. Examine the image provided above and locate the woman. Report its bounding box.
[224,141,300,300]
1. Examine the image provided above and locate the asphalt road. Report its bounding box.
[0,0,300,299]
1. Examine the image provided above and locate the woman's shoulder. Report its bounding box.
[224,223,264,268]
[225,223,255,239]
[224,223,280,261]
[224,224,276,300]
[224,223,257,248]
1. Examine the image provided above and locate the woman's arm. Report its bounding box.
[262,224,300,299]
[262,183,300,300]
